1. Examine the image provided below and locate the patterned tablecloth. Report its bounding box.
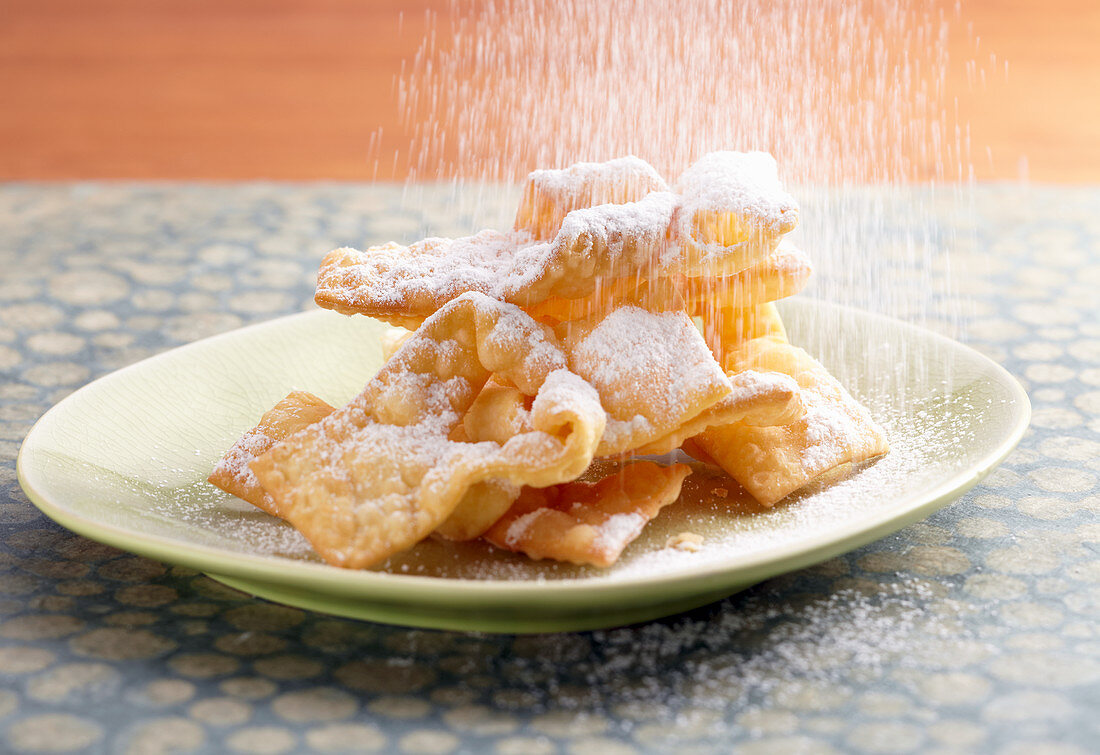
[0,184,1097,754]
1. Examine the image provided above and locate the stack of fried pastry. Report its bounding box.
[209,153,889,569]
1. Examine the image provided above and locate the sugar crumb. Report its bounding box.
[666,532,704,552]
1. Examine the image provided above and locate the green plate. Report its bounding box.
[18,300,1030,633]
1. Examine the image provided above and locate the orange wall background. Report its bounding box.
[1,0,1098,181]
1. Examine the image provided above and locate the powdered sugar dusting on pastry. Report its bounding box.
[500,191,677,299]
[593,512,647,551]
[315,230,532,315]
[675,151,799,234]
[211,426,272,492]
[573,306,729,415]
[566,305,735,456]
[797,378,887,474]
[770,240,813,278]
[504,510,542,547]
[208,390,336,513]
[317,189,677,318]
[525,155,668,194]
[553,190,675,247]
[726,369,798,403]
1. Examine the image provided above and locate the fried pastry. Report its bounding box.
[694,305,889,505]
[483,461,691,567]
[626,369,803,456]
[701,301,789,371]
[211,378,524,543]
[662,151,799,277]
[514,155,669,240]
[380,326,414,360]
[525,241,810,325]
[523,275,684,325]
[315,190,677,321]
[456,360,800,462]
[432,479,522,541]
[250,292,606,569]
[208,390,334,516]
[458,380,534,445]
[560,306,732,456]
[210,150,890,572]
[431,381,530,541]
[680,240,812,316]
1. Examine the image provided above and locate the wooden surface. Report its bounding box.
[1,0,1097,181]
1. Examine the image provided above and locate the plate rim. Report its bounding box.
[17,300,1031,601]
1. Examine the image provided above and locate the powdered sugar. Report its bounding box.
[727,369,798,403]
[553,190,675,244]
[798,388,872,473]
[318,189,683,317]
[211,425,272,490]
[504,510,543,547]
[593,512,647,551]
[675,151,798,234]
[572,305,729,416]
[526,155,669,194]
[316,230,533,311]
[770,240,813,277]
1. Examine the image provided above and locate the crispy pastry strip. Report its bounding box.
[523,241,810,325]
[250,292,606,569]
[484,461,691,567]
[662,151,799,277]
[524,276,684,324]
[514,155,669,240]
[379,326,414,360]
[679,241,812,316]
[488,305,800,458]
[210,380,523,543]
[433,479,521,542]
[561,306,733,456]
[627,369,803,456]
[694,305,889,505]
[208,390,335,516]
[315,191,677,321]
